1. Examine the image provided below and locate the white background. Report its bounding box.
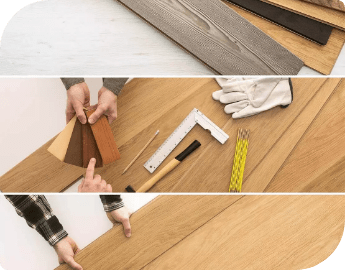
[0,0,344,75]
[0,193,158,270]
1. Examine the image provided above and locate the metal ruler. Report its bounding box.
[144,108,229,173]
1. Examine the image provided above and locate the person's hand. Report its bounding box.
[66,82,90,124]
[78,158,112,192]
[106,207,132,238]
[53,236,82,270]
[88,87,118,125]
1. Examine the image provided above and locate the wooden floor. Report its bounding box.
[56,195,345,270]
[1,78,345,193]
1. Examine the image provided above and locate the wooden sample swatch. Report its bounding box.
[82,122,103,168]
[117,0,304,75]
[262,0,345,30]
[64,119,83,167]
[225,0,333,45]
[226,2,345,75]
[56,195,345,270]
[47,115,77,161]
[300,0,345,12]
[86,110,120,165]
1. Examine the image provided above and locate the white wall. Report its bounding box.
[0,194,157,270]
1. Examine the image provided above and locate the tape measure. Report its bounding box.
[144,108,229,173]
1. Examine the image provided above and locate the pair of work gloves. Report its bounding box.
[212,77,293,119]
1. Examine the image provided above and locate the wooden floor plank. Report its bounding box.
[171,78,330,192]
[266,79,345,192]
[263,0,345,30]
[55,195,243,270]
[243,78,341,192]
[300,0,345,12]
[143,196,345,270]
[117,0,304,75]
[226,2,345,75]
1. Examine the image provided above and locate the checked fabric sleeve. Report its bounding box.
[100,195,124,212]
[5,195,68,246]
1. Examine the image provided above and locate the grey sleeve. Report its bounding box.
[61,78,85,90]
[103,78,129,96]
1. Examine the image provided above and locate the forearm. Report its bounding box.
[100,195,124,212]
[61,78,85,90]
[5,195,68,246]
[102,78,129,96]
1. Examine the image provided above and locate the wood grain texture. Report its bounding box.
[263,0,345,30]
[56,195,243,270]
[300,0,345,12]
[225,0,333,45]
[64,119,83,167]
[56,195,345,270]
[117,0,304,75]
[226,2,345,75]
[86,110,120,164]
[143,196,345,270]
[82,122,103,168]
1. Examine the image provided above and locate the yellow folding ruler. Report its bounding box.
[229,129,250,193]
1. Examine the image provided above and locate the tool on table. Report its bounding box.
[122,130,160,175]
[144,108,229,173]
[229,129,250,193]
[126,140,201,192]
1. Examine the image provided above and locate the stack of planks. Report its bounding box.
[55,195,345,270]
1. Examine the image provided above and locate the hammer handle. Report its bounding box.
[137,159,180,192]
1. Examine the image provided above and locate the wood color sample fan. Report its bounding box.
[48,109,120,168]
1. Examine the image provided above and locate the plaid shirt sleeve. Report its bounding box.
[100,195,124,212]
[5,195,68,246]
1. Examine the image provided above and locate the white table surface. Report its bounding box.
[0,0,344,76]
[0,193,157,270]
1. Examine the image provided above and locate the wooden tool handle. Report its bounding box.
[137,159,180,192]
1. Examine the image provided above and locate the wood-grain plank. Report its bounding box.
[55,195,243,270]
[301,0,345,12]
[144,196,345,270]
[266,79,345,192]
[243,78,342,192]
[0,78,204,192]
[171,78,331,192]
[263,0,345,30]
[226,2,345,75]
[64,118,83,167]
[117,0,304,75]
[82,121,103,168]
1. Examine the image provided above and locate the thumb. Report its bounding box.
[65,256,83,270]
[88,106,106,124]
[121,218,132,238]
[73,102,87,124]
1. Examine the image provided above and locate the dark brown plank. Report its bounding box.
[82,122,103,168]
[64,119,83,167]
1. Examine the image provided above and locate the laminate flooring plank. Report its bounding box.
[226,2,345,75]
[94,79,228,192]
[144,196,345,270]
[225,0,333,45]
[243,78,342,192]
[64,118,83,167]
[82,122,103,168]
[266,79,345,192]
[263,0,345,30]
[300,0,345,12]
[117,0,304,75]
[0,79,209,192]
[171,78,329,192]
[55,195,243,270]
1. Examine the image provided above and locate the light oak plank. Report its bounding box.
[266,79,345,192]
[144,196,345,270]
[263,0,345,30]
[117,0,304,75]
[301,0,345,12]
[226,2,345,75]
[55,195,243,270]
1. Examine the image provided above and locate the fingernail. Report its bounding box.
[89,118,94,124]
[91,158,96,162]
[126,233,131,238]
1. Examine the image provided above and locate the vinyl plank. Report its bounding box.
[243,78,342,192]
[55,195,243,270]
[224,0,333,45]
[266,79,345,192]
[117,0,304,75]
[82,122,103,168]
[171,78,330,192]
[144,196,345,270]
[263,0,345,30]
[64,118,83,167]
[300,0,345,12]
[226,2,345,75]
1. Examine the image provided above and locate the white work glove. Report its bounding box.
[212,77,293,119]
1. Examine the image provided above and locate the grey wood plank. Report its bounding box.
[117,0,304,75]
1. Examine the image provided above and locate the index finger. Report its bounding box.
[85,158,96,180]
